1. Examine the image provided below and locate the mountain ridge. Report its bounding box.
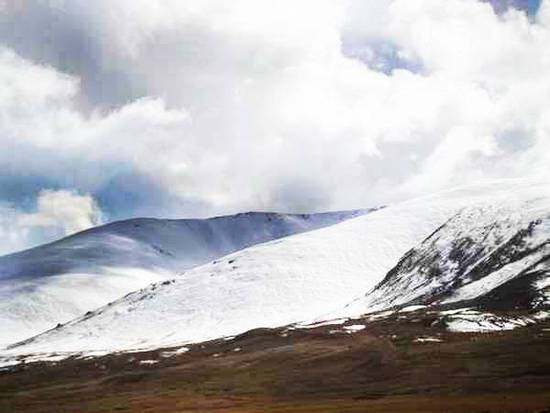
[6,179,549,361]
[0,209,367,347]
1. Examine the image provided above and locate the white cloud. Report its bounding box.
[17,189,103,235]
[0,190,103,255]
[0,47,192,197]
[0,0,549,251]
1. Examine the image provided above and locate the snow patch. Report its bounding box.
[161,347,189,357]
[293,318,348,329]
[414,337,442,343]
[343,325,366,333]
[445,310,541,333]
[400,305,427,313]
[139,359,159,365]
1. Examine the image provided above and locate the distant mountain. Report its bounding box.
[7,179,548,360]
[0,210,366,347]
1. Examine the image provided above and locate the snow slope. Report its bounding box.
[0,210,364,347]
[6,179,545,358]
[344,185,550,315]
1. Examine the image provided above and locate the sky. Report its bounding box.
[0,0,549,254]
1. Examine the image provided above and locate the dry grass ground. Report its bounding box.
[1,312,549,412]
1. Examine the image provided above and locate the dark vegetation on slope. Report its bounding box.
[1,310,549,413]
[476,269,550,311]
[362,213,550,312]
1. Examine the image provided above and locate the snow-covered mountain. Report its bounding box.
[6,179,547,360]
[344,194,550,315]
[0,210,364,347]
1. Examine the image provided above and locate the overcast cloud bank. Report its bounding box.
[0,0,549,253]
